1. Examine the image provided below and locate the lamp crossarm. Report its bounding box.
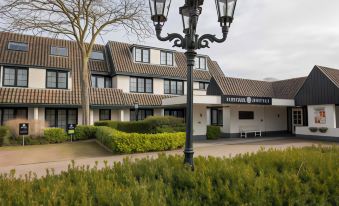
[197,27,229,49]
[155,24,185,48]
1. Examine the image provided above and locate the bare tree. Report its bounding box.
[0,0,151,125]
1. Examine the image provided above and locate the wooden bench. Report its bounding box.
[240,126,262,138]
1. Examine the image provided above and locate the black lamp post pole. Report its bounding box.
[184,49,196,167]
[150,0,236,169]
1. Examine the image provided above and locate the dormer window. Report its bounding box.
[160,51,173,66]
[90,51,105,60]
[8,42,29,52]
[135,48,150,63]
[195,56,207,70]
[51,46,68,57]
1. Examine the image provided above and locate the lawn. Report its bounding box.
[0,146,337,205]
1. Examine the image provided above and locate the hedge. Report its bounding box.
[74,125,97,140]
[43,128,68,143]
[0,146,338,205]
[207,126,221,140]
[96,126,185,153]
[94,116,185,134]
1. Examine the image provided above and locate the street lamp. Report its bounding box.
[134,101,139,121]
[149,0,237,169]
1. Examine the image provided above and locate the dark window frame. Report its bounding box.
[198,82,209,90]
[164,108,186,119]
[130,77,153,93]
[239,111,254,120]
[45,108,78,129]
[164,79,184,95]
[50,46,68,57]
[7,41,29,52]
[91,75,112,88]
[2,67,29,88]
[99,109,111,121]
[135,48,150,63]
[46,70,68,89]
[90,51,105,61]
[130,109,154,121]
[0,107,28,125]
[160,51,174,66]
[211,108,223,126]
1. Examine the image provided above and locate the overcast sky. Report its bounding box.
[102,0,339,80]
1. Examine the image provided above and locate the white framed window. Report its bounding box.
[8,42,29,52]
[51,46,68,57]
[90,51,104,60]
[135,48,150,63]
[160,51,173,66]
[195,56,207,70]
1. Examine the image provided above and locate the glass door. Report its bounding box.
[292,108,303,134]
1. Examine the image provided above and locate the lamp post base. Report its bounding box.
[184,149,194,170]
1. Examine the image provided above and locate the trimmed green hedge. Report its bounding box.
[96,126,185,153]
[44,128,68,143]
[74,125,97,140]
[94,120,118,129]
[0,146,338,205]
[94,116,185,134]
[207,126,221,140]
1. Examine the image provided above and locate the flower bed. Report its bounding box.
[0,146,337,205]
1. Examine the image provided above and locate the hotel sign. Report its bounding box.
[222,96,272,105]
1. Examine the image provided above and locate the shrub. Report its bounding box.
[309,127,318,133]
[117,121,154,134]
[96,127,185,153]
[144,116,185,133]
[74,125,97,140]
[94,121,118,129]
[0,126,11,146]
[0,146,338,205]
[207,126,221,140]
[44,128,68,143]
[94,116,185,134]
[319,127,328,133]
[4,119,48,138]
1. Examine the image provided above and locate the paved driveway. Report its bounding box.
[0,138,337,178]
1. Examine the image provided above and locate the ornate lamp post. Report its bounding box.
[149,0,237,169]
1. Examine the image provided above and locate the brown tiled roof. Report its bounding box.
[316,65,339,88]
[0,88,79,105]
[213,76,275,98]
[107,41,223,81]
[90,88,124,105]
[272,77,307,99]
[123,93,173,106]
[211,76,307,99]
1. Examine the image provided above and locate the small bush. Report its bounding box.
[117,121,154,134]
[44,128,68,143]
[0,126,11,146]
[94,121,118,129]
[309,127,318,133]
[207,126,221,140]
[74,125,97,140]
[96,127,185,153]
[319,127,328,133]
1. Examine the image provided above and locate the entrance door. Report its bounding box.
[292,108,303,134]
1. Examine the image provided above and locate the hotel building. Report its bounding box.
[0,32,338,140]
